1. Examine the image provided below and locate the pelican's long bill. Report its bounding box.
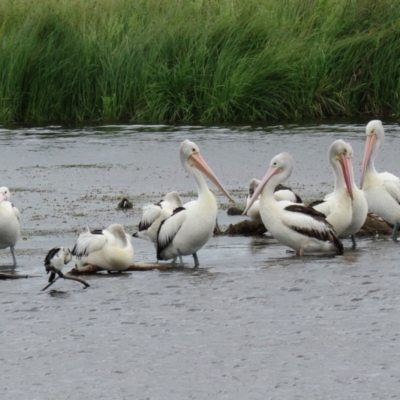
[360,134,377,188]
[339,154,354,200]
[243,166,282,216]
[190,152,235,202]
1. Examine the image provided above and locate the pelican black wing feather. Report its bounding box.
[285,204,343,255]
[275,183,291,192]
[285,204,328,220]
[308,199,325,207]
[138,204,162,231]
[156,207,186,260]
[275,184,302,203]
[71,229,104,257]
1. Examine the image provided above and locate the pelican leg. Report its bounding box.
[178,251,184,266]
[295,248,304,257]
[10,246,17,267]
[351,235,357,248]
[391,223,399,242]
[192,253,199,268]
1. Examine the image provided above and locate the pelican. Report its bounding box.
[245,179,302,223]
[44,246,72,282]
[311,140,355,237]
[133,191,183,244]
[243,152,343,256]
[361,120,400,241]
[72,224,134,271]
[0,186,20,266]
[157,139,234,267]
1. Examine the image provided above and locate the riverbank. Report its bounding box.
[1,0,400,124]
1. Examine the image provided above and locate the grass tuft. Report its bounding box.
[1,0,400,123]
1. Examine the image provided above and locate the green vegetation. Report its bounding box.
[0,0,400,123]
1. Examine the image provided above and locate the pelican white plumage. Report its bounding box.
[311,140,355,237]
[245,179,302,223]
[0,186,20,266]
[156,139,234,267]
[243,152,343,256]
[44,246,72,282]
[311,140,367,246]
[360,120,400,241]
[72,224,134,271]
[133,191,183,244]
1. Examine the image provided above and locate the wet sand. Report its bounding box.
[0,122,400,399]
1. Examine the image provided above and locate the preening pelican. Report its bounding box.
[245,179,302,223]
[72,224,134,271]
[133,191,183,244]
[156,140,234,267]
[243,153,343,256]
[0,186,20,266]
[311,140,367,246]
[44,246,72,282]
[361,120,400,241]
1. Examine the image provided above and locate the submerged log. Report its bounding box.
[356,212,393,237]
[68,262,177,275]
[220,211,393,237]
[223,220,266,236]
[0,272,29,280]
[41,266,90,290]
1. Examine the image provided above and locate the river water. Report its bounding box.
[0,121,399,399]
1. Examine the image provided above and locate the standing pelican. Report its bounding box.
[0,186,20,266]
[243,153,343,256]
[311,140,367,246]
[246,179,302,223]
[133,191,183,244]
[157,140,234,267]
[361,120,400,241]
[311,140,354,237]
[72,224,134,271]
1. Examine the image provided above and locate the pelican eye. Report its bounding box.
[192,148,196,152]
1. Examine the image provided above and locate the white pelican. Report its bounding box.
[44,246,72,282]
[0,186,20,266]
[133,191,183,244]
[245,179,302,223]
[72,224,134,271]
[243,152,343,256]
[311,140,355,237]
[157,139,234,267]
[361,120,400,241]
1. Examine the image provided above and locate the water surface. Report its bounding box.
[0,122,399,399]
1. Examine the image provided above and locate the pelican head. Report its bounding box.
[163,191,182,206]
[60,246,72,264]
[329,139,354,200]
[248,178,261,197]
[0,186,11,203]
[360,120,384,187]
[243,152,293,216]
[106,224,129,246]
[179,139,234,202]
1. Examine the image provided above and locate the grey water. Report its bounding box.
[1,121,400,399]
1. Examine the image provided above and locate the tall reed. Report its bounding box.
[0,0,399,123]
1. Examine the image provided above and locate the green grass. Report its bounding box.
[1,0,400,123]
